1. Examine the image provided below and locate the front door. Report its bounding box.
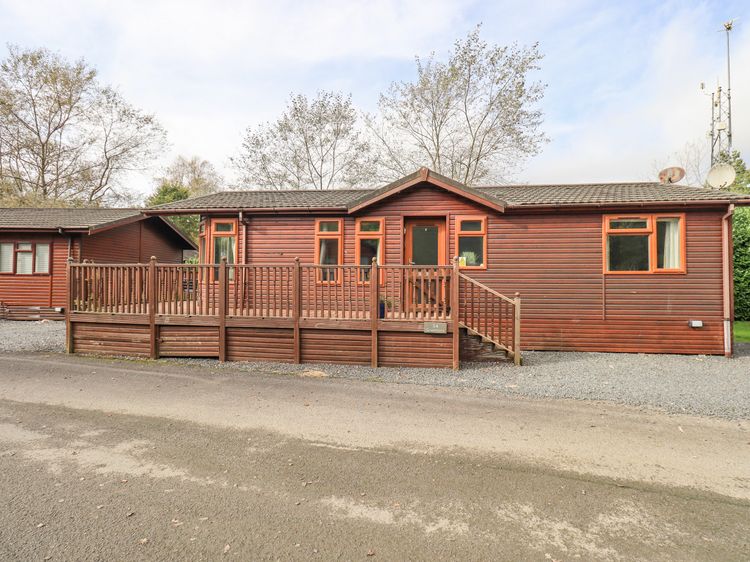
[404,218,446,266]
[403,218,448,315]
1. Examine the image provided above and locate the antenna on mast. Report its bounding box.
[704,19,736,166]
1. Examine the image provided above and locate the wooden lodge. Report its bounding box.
[64,168,750,368]
[0,208,195,320]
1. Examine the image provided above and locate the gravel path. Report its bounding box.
[0,320,65,353]
[1,319,748,419]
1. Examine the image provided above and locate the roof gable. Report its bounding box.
[347,168,506,213]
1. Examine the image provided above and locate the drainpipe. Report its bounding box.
[722,204,735,357]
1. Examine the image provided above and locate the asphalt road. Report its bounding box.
[0,352,748,561]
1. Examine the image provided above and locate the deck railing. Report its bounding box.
[458,273,521,365]
[67,257,521,366]
[68,258,454,322]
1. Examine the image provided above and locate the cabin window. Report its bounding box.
[0,242,50,275]
[355,218,384,283]
[604,214,685,273]
[199,219,238,279]
[315,219,343,282]
[455,216,487,269]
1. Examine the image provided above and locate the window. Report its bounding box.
[0,243,12,273]
[355,218,384,283]
[314,219,343,283]
[604,214,685,273]
[455,216,487,269]
[198,219,238,279]
[0,242,50,275]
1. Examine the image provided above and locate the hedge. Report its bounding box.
[735,207,750,321]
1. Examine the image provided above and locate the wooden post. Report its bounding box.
[370,257,379,368]
[148,256,158,359]
[513,292,522,366]
[218,257,227,362]
[293,257,301,364]
[452,256,460,370]
[65,257,75,354]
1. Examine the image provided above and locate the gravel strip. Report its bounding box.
[0,320,66,353]
[2,319,748,419]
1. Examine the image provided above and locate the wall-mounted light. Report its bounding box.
[688,320,704,329]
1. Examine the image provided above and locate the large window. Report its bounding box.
[604,214,685,273]
[314,219,343,283]
[0,241,50,275]
[455,215,487,269]
[199,219,237,278]
[355,218,384,283]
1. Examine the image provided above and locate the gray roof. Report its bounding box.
[0,207,197,249]
[0,208,143,231]
[149,181,750,213]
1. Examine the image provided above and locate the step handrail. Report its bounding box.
[458,273,516,304]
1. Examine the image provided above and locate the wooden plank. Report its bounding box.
[513,292,522,365]
[148,256,158,359]
[218,257,227,362]
[370,258,378,368]
[66,259,74,353]
[451,257,460,370]
[293,258,301,364]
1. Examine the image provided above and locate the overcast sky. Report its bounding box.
[1,0,748,195]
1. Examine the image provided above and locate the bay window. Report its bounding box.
[604,214,685,273]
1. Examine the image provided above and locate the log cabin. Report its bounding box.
[65,168,750,368]
[0,208,196,320]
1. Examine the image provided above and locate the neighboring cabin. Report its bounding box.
[0,208,195,320]
[145,168,750,359]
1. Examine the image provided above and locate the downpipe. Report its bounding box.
[722,204,735,357]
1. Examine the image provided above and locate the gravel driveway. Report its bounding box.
[1,319,748,419]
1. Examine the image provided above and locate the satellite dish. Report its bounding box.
[658,166,686,184]
[706,163,736,189]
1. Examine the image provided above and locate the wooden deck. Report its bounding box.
[66,259,521,368]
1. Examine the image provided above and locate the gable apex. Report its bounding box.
[346,168,507,213]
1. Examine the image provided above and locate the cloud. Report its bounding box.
[0,0,748,194]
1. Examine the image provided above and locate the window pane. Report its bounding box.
[610,219,648,230]
[607,235,649,271]
[213,236,235,264]
[199,238,206,263]
[359,238,380,281]
[359,221,381,232]
[0,243,12,273]
[411,226,439,265]
[214,222,233,232]
[458,236,484,267]
[460,220,483,232]
[17,242,32,251]
[35,243,50,274]
[657,218,681,269]
[319,238,339,282]
[16,250,32,274]
[318,221,339,233]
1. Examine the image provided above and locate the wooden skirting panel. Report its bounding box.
[378,331,453,368]
[226,327,294,363]
[1,305,63,321]
[522,318,724,355]
[300,329,371,365]
[73,322,150,357]
[159,325,219,357]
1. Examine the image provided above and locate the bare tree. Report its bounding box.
[0,45,166,206]
[650,139,711,187]
[158,155,222,196]
[232,92,376,190]
[368,26,547,186]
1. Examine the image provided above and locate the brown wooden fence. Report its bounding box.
[66,257,521,367]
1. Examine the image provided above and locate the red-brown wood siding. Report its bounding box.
[159,326,219,357]
[73,322,150,357]
[81,218,185,264]
[0,233,79,308]
[233,182,728,355]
